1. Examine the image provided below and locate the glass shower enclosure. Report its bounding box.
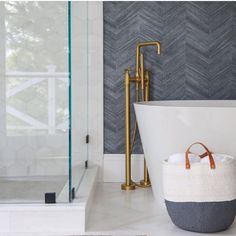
[0,1,88,203]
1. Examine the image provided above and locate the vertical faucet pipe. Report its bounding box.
[121,69,135,190]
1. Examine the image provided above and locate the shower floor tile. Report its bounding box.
[86,183,236,236]
[0,176,67,203]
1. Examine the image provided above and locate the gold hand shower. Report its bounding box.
[121,41,161,191]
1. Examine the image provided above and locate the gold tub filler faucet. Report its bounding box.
[121,41,161,190]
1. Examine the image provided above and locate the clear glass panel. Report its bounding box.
[70,1,88,198]
[0,1,70,203]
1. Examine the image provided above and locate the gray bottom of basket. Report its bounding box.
[165,199,236,233]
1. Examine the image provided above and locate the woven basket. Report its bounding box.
[163,142,236,233]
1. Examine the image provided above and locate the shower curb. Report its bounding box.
[0,166,98,234]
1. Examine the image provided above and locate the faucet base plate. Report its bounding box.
[121,183,136,190]
[139,180,151,188]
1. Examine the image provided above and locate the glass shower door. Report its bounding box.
[0,1,70,203]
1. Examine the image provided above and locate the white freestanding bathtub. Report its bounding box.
[134,100,236,207]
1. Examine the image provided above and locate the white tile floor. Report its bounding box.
[87,183,236,236]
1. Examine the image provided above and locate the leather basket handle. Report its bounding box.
[185,142,216,169]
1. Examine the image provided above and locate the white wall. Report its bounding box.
[87,2,103,179]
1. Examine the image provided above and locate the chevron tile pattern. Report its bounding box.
[104,2,236,154]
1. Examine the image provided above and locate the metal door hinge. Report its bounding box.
[86,135,89,144]
[71,187,75,199]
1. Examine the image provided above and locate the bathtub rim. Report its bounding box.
[134,100,236,108]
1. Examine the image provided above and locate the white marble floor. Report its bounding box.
[87,183,236,236]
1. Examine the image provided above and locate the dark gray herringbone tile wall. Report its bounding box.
[104,1,236,154]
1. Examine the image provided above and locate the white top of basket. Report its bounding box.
[168,153,234,165]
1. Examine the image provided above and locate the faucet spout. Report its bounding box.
[135,41,161,78]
